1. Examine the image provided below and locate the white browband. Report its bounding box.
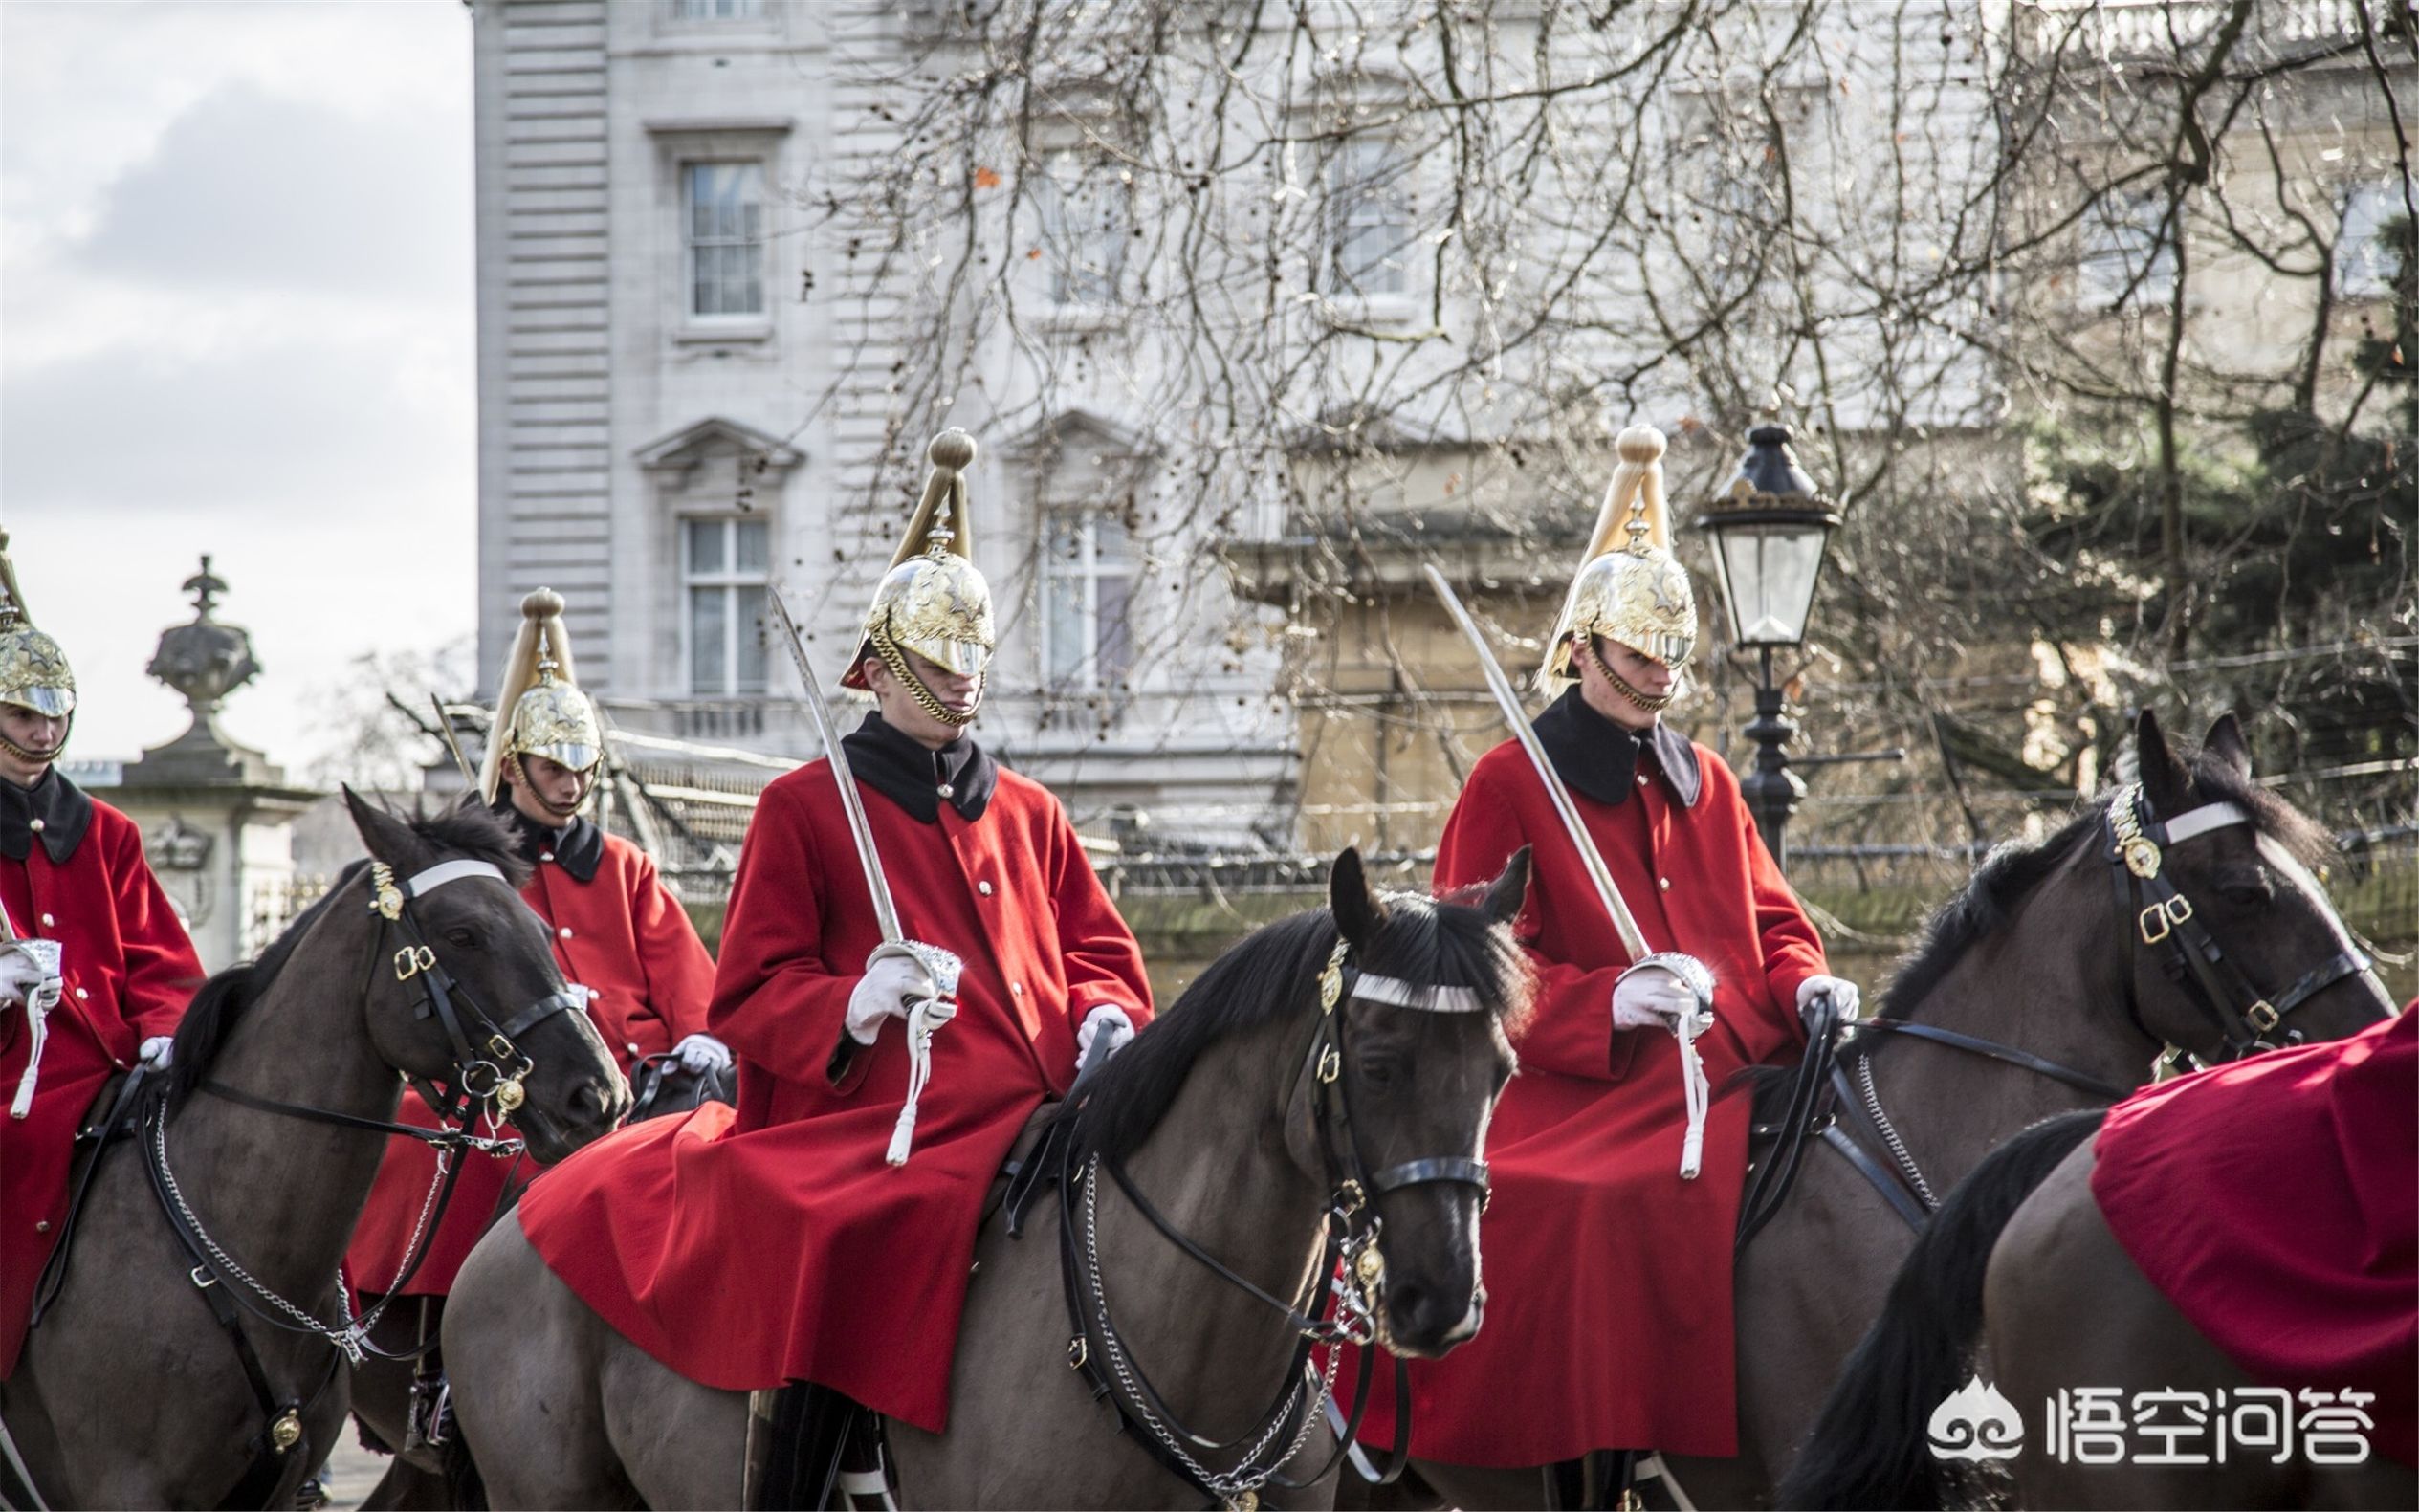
[2162,801,2249,845]
[1350,972,1488,1015]
[407,860,512,896]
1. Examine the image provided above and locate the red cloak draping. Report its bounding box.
[516,761,1151,1432]
[1356,735,1822,1464]
[346,829,717,1298]
[0,792,202,1376]
[2093,1007,2416,1466]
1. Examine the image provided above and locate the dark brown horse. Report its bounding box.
[1395,712,2393,1509]
[1782,1107,2415,1509]
[0,794,629,1509]
[441,846,1533,1509]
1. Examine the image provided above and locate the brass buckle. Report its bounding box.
[2139,904,2172,944]
[393,945,437,981]
[2165,895,2194,926]
[1067,1335,1089,1370]
[1317,1046,1343,1085]
[1332,1178,1366,1219]
[2246,999,2280,1034]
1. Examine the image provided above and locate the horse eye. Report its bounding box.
[1357,1055,1402,1088]
[2214,870,2273,906]
[444,927,482,950]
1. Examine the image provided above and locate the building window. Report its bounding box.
[685,163,765,318]
[684,516,770,696]
[1329,138,1411,298]
[2078,192,2177,306]
[1033,151,1130,305]
[672,0,762,19]
[1041,510,1134,694]
[2338,181,2405,299]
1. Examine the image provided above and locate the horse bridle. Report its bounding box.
[1745,784,2383,1243]
[136,856,588,1501]
[1053,932,1498,1510]
[2103,782,2375,1070]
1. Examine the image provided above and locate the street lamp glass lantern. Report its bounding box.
[1695,427,1841,650]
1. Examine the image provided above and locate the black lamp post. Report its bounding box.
[1694,426,1841,866]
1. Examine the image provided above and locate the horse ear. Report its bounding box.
[2134,709,2191,814]
[342,785,423,871]
[1330,846,1386,948]
[1480,845,1533,928]
[2203,712,2252,778]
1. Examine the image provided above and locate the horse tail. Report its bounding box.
[442,1424,490,1511]
[1778,1108,2104,1510]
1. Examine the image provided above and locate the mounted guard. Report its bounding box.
[506,428,1154,1493]
[0,531,205,1379]
[1372,426,1863,1491]
[346,590,720,1441]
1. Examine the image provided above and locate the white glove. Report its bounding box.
[1613,962,1714,1036]
[138,1035,176,1070]
[847,950,945,1045]
[0,942,61,1015]
[671,1033,733,1075]
[1075,1006,1135,1067]
[1797,975,1861,1026]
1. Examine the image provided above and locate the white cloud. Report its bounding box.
[2,1,474,773]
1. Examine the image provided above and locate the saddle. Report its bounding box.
[30,1065,154,1326]
[743,1100,1069,1511]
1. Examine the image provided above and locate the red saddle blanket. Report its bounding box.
[2092,1009,2416,1467]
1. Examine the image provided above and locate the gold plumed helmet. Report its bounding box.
[0,530,76,724]
[840,428,994,727]
[1539,425,1697,708]
[478,588,605,806]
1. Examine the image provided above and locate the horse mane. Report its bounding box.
[1067,888,1530,1166]
[1880,748,2332,1023]
[165,799,529,1107]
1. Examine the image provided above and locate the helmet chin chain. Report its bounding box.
[871,629,982,727]
[501,751,592,820]
[0,714,68,768]
[1575,636,1675,714]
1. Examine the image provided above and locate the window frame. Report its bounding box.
[1029,146,1135,319]
[682,160,770,327]
[680,515,773,698]
[1326,135,1415,303]
[2336,180,2405,300]
[2078,191,2180,308]
[1038,506,1137,699]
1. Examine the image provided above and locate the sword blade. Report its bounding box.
[766,586,906,946]
[1423,564,1651,963]
[429,695,478,790]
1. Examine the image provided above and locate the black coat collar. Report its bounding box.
[0,768,95,866]
[1532,688,1703,809]
[496,800,605,883]
[843,713,997,824]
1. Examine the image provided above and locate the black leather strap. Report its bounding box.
[1367,1157,1488,1196]
[1847,1019,2129,1102]
[1817,1121,1930,1232]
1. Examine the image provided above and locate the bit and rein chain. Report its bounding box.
[1749,782,2378,1241]
[137,856,587,1489]
[1052,933,1495,1510]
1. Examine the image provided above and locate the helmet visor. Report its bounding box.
[899,635,992,679]
[2,685,75,719]
[523,742,602,778]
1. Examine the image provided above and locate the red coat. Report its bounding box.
[1357,728,1823,1463]
[0,785,203,1376]
[345,829,716,1297]
[2093,1008,2416,1466]
[517,759,1153,1431]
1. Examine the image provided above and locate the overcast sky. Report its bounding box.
[2,0,473,770]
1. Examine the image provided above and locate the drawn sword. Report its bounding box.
[765,585,960,1166]
[1423,563,1715,1176]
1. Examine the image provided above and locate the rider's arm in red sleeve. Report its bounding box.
[704,779,857,1088]
[1713,760,1823,1069]
[112,817,203,1043]
[1434,757,1626,1083]
[628,847,719,1043]
[1049,805,1154,1035]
